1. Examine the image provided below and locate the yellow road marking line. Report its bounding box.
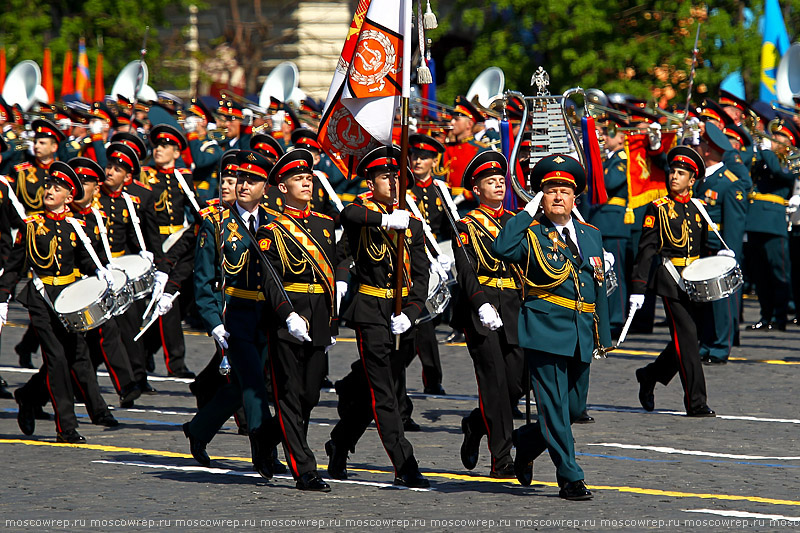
[2,438,799,506]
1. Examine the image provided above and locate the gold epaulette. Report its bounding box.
[70,217,86,226]
[198,205,217,219]
[653,196,670,207]
[178,168,191,174]
[311,211,333,221]
[206,198,221,206]
[357,191,373,200]
[14,162,32,172]
[24,213,43,224]
[266,221,277,231]
[618,151,627,160]
[128,195,141,204]
[577,220,599,231]
[528,220,540,227]
[724,169,738,182]
[133,179,152,190]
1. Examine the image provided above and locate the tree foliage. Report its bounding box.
[432,1,800,106]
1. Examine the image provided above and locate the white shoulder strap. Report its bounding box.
[0,174,28,220]
[690,198,730,251]
[313,169,345,212]
[90,207,113,262]
[121,192,148,252]
[66,217,104,270]
[172,169,202,213]
[433,179,461,222]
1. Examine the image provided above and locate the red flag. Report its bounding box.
[75,38,90,101]
[42,48,55,102]
[62,49,74,98]
[94,51,105,101]
[0,46,6,93]
[624,131,676,221]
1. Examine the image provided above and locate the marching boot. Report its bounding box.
[325,440,349,480]
[183,422,210,466]
[248,426,275,480]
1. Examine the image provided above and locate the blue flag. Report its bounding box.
[760,0,791,102]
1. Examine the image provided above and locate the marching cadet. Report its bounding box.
[493,154,611,501]
[217,100,253,151]
[250,132,285,212]
[0,162,119,443]
[452,151,524,478]
[0,97,23,175]
[745,119,798,332]
[184,150,284,480]
[67,156,143,406]
[631,146,716,417]
[290,128,341,220]
[325,146,431,489]
[184,98,224,203]
[140,124,198,378]
[590,119,631,336]
[442,96,490,214]
[256,148,337,492]
[694,123,746,363]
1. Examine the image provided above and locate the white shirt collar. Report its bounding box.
[236,202,259,228]
[550,217,582,259]
[705,161,723,177]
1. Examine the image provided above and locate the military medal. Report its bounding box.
[590,256,604,284]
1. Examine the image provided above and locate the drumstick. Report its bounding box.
[134,291,180,341]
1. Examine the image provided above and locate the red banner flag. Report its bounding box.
[75,38,91,101]
[94,52,104,102]
[624,131,677,222]
[0,46,6,93]
[42,48,55,103]
[61,49,74,98]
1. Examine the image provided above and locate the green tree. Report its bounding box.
[0,0,196,96]
[432,1,800,105]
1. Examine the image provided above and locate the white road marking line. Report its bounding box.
[93,460,430,491]
[589,443,800,461]
[0,366,193,383]
[590,405,800,424]
[684,509,800,521]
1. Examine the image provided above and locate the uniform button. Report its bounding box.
[581,282,585,287]
[257,285,262,289]
[386,283,392,288]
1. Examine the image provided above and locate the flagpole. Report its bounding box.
[393,97,410,349]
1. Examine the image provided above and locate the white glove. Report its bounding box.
[381,210,410,230]
[603,251,615,272]
[286,312,312,342]
[648,122,662,151]
[152,271,169,300]
[453,193,466,206]
[211,324,230,349]
[325,337,336,353]
[57,118,72,131]
[690,125,701,146]
[523,191,544,216]
[478,303,503,330]
[437,254,453,272]
[336,280,348,314]
[391,313,412,335]
[242,108,254,127]
[789,195,800,209]
[629,294,645,311]
[139,250,154,264]
[0,301,8,326]
[760,137,772,151]
[430,260,447,283]
[184,116,200,133]
[89,119,104,135]
[156,292,175,316]
[717,249,736,258]
[96,268,114,287]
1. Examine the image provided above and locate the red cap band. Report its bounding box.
[74,166,100,179]
[278,159,311,177]
[366,156,398,170]
[411,142,439,152]
[253,142,279,157]
[50,170,77,194]
[701,108,722,122]
[474,160,504,175]
[541,170,576,186]
[239,162,268,178]
[110,150,134,169]
[295,138,321,150]
[672,154,698,173]
[720,97,745,111]
[156,132,180,145]
[775,124,797,146]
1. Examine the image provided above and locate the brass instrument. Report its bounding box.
[767,118,800,171]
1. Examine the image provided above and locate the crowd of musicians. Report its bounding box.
[0,81,797,500]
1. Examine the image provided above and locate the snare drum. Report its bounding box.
[111,254,155,300]
[417,266,452,324]
[53,277,115,332]
[681,256,743,302]
[109,269,133,316]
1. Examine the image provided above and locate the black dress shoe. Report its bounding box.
[574,410,595,424]
[296,472,331,492]
[325,440,349,480]
[169,369,196,379]
[0,374,8,387]
[687,405,716,417]
[460,417,481,470]
[248,429,274,480]
[512,430,533,486]
[559,480,593,500]
[119,383,142,407]
[635,368,655,412]
[441,330,463,344]
[748,320,770,331]
[490,462,516,479]
[33,405,51,420]
[394,464,430,488]
[403,418,421,432]
[772,321,787,331]
[57,429,86,444]
[95,412,120,427]
[701,356,727,365]
[15,344,34,369]
[271,447,287,475]
[423,384,446,395]
[138,379,157,394]
[183,422,210,467]
[15,389,35,436]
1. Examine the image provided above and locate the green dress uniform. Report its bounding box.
[589,148,631,331]
[0,127,24,176]
[745,149,794,329]
[187,133,223,203]
[694,162,746,361]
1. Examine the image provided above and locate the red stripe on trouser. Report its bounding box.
[356,326,398,476]
[664,298,689,406]
[40,348,63,433]
[464,328,494,469]
[268,340,300,478]
[98,327,122,393]
[158,316,172,373]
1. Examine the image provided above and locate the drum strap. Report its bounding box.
[690,198,730,251]
[405,193,443,258]
[122,192,148,252]
[91,208,113,263]
[30,270,57,312]
[662,257,686,291]
[0,175,28,220]
[314,170,344,212]
[173,169,201,214]
[65,217,104,271]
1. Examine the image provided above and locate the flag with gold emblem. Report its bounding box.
[623,132,678,220]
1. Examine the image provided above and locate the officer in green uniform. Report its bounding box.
[745,119,797,331]
[217,100,253,152]
[493,154,612,501]
[185,98,224,203]
[702,98,753,190]
[694,123,747,363]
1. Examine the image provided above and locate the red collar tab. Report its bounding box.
[45,209,71,221]
[480,204,504,218]
[671,193,692,204]
[415,174,432,187]
[284,204,311,218]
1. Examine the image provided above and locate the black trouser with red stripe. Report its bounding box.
[407,320,443,390]
[330,323,418,476]
[19,292,110,432]
[117,299,149,383]
[267,335,326,479]
[86,318,136,396]
[639,294,708,412]
[144,301,189,375]
[463,325,524,471]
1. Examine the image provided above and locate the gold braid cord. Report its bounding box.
[273,230,308,277]
[27,223,57,269]
[154,189,173,215]
[657,202,688,253]
[223,249,248,276]
[16,172,44,210]
[523,230,573,290]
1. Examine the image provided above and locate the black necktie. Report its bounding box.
[248,215,256,236]
[562,227,581,260]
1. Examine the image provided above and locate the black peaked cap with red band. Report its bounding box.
[452,95,484,123]
[409,133,445,157]
[667,146,705,181]
[251,133,285,162]
[220,150,240,178]
[68,157,105,183]
[106,142,141,177]
[236,150,273,182]
[32,118,66,143]
[48,161,84,201]
[290,128,322,152]
[268,148,314,186]
[149,124,187,152]
[529,154,586,194]
[356,145,412,187]
[109,132,147,160]
[462,150,508,190]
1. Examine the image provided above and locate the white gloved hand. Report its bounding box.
[89,119,104,135]
[478,303,503,330]
[96,268,114,287]
[690,126,701,146]
[391,313,412,335]
[381,210,410,230]
[139,250,154,264]
[211,324,230,349]
[717,249,736,258]
[452,193,466,206]
[760,137,772,151]
[286,312,312,342]
[523,191,544,216]
[325,337,337,353]
[629,294,645,311]
[437,254,453,272]
[152,271,169,300]
[336,280,348,314]
[0,301,8,326]
[648,122,662,151]
[184,116,200,133]
[430,260,447,283]
[603,251,615,272]
[156,293,175,316]
[57,118,72,131]
[789,195,800,209]
[242,108,254,127]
